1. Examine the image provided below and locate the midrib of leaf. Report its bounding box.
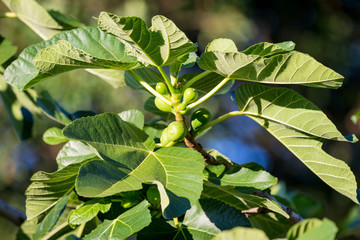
[94,153,154,197]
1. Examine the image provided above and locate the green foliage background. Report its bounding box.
[1,0,360,239]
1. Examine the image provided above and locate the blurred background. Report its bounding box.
[1,0,360,239]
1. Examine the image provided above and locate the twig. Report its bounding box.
[254,191,303,224]
[0,199,26,226]
[242,207,272,218]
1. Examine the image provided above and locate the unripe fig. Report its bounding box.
[160,127,171,146]
[167,121,186,141]
[156,82,169,96]
[190,108,211,131]
[146,185,160,206]
[155,97,172,112]
[183,88,198,104]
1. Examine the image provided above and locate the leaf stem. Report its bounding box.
[187,77,230,109]
[76,222,86,238]
[128,70,172,106]
[195,111,243,137]
[0,12,17,18]
[182,70,212,90]
[157,66,176,93]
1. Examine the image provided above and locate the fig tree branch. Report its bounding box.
[254,191,304,224]
[0,199,26,226]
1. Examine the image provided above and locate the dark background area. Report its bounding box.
[1,0,360,238]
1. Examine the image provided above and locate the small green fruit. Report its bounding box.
[160,128,171,146]
[155,97,172,112]
[156,82,169,96]
[183,88,198,104]
[146,185,160,206]
[190,108,211,131]
[167,121,186,141]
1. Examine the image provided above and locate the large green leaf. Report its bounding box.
[63,113,204,218]
[202,181,288,218]
[25,162,83,222]
[3,0,143,88]
[286,218,337,240]
[4,27,138,90]
[183,198,250,239]
[234,83,359,203]
[33,40,139,79]
[68,198,112,227]
[97,12,197,66]
[205,162,277,191]
[199,48,344,89]
[63,113,155,167]
[83,200,151,240]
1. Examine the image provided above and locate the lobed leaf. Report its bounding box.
[33,40,139,79]
[97,12,197,66]
[63,113,155,167]
[63,113,204,218]
[199,49,344,89]
[234,83,359,203]
[83,200,151,240]
[3,0,127,88]
[4,27,138,90]
[25,162,83,222]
